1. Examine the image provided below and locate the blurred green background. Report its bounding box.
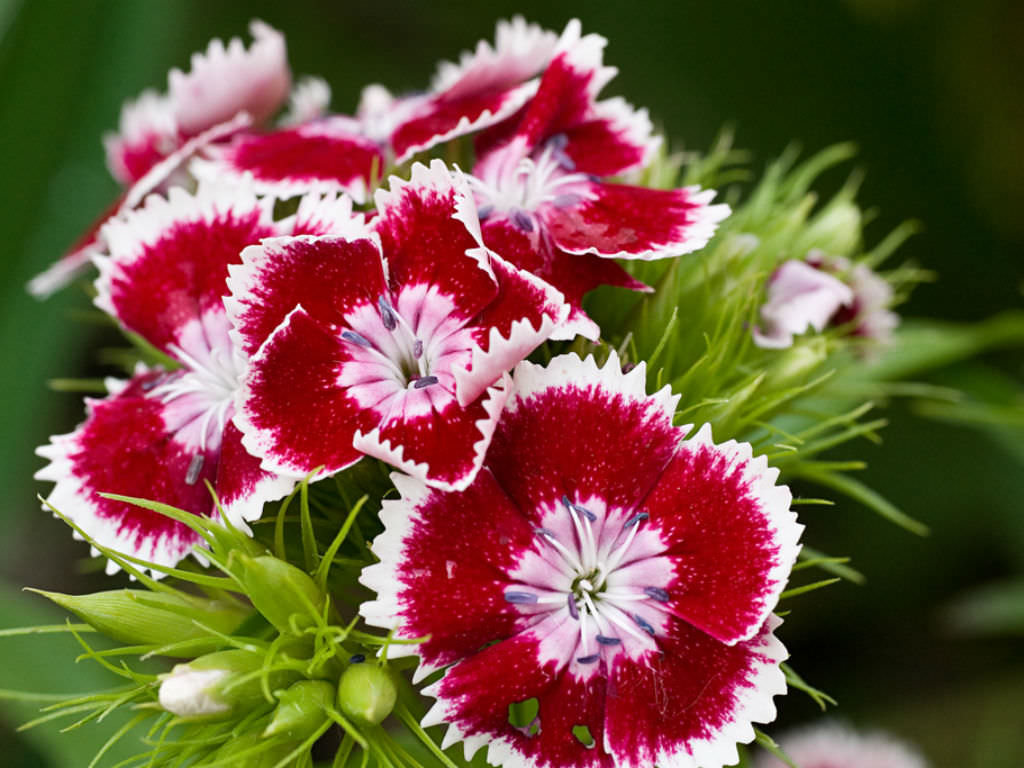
[1,0,1021,765]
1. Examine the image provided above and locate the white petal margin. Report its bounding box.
[103,89,179,184]
[168,20,290,135]
[508,349,681,427]
[352,374,512,493]
[627,615,789,768]
[430,16,559,96]
[94,175,274,323]
[33,371,193,577]
[450,251,569,408]
[280,76,331,126]
[677,423,802,645]
[551,19,619,105]
[588,95,662,173]
[358,471,443,682]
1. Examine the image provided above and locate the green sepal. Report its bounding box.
[29,589,249,656]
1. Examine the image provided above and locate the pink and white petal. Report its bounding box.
[96,179,278,356]
[545,182,729,261]
[636,424,801,645]
[561,97,660,177]
[480,218,649,342]
[28,194,127,298]
[753,259,855,349]
[603,616,787,768]
[192,117,382,204]
[103,89,180,185]
[168,20,290,135]
[420,633,613,768]
[487,353,680,523]
[515,20,617,149]
[124,113,253,210]
[430,16,559,98]
[374,161,499,320]
[286,191,367,238]
[280,76,331,127]
[214,421,295,530]
[226,235,385,356]
[235,306,378,478]
[356,84,427,146]
[34,370,221,572]
[392,80,540,165]
[452,251,568,406]
[360,468,535,676]
[353,376,509,492]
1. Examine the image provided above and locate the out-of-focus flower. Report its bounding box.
[360,352,801,768]
[230,160,568,492]
[755,721,929,768]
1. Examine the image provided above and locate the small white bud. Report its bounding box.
[158,665,231,717]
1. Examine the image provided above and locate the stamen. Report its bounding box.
[547,133,569,150]
[412,339,423,359]
[644,586,671,603]
[595,635,621,646]
[140,376,163,391]
[504,591,539,604]
[511,210,534,232]
[477,204,493,220]
[378,295,398,331]
[341,329,372,348]
[567,594,579,620]
[623,512,649,529]
[576,653,600,665]
[552,193,582,208]
[349,654,366,664]
[632,614,657,636]
[413,375,438,389]
[185,454,205,486]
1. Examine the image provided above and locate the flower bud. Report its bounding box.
[801,200,862,256]
[33,589,248,656]
[230,553,327,634]
[337,661,396,725]
[762,335,829,392]
[158,649,298,719]
[264,680,335,739]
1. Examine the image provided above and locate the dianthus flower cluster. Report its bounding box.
[27,17,905,768]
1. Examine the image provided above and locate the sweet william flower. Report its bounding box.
[229,159,568,492]
[35,179,360,572]
[469,20,730,339]
[360,352,803,768]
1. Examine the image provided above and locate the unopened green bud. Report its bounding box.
[801,200,862,256]
[763,335,829,392]
[264,680,335,739]
[158,649,298,719]
[337,661,396,725]
[33,589,249,657]
[230,553,327,634]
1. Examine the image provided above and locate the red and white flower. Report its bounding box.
[360,352,802,768]
[35,180,358,571]
[230,160,568,492]
[469,21,729,339]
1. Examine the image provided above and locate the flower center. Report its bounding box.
[504,496,670,671]
[470,135,590,229]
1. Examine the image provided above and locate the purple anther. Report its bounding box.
[533,525,557,539]
[511,210,534,232]
[567,594,579,620]
[477,204,494,220]
[185,454,205,486]
[413,375,439,389]
[349,654,366,664]
[595,634,621,646]
[505,591,539,604]
[378,295,398,331]
[644,586,671,603]
[552,193,582,208]
[573,503,597,522]
[553,151,576,171]
[140,376,163,391]
[633,614,656,636]
[341,329,372,348]
[623,512,649,529]
[576,653,600,665]
[412,339,423,359]
[547,133,569,150]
